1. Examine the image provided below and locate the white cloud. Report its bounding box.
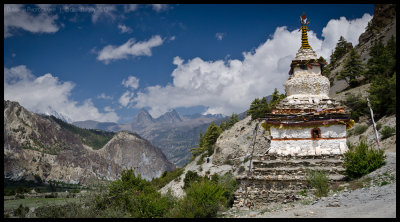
[118,90,135,107]
[124,4,138,13]
[130,14,372,118]
[104,106,115,112]
[91,4,117,23]
[97,35,164,64]
[4,65,119,122]
[170,36,176,41]
[216,32,225,40]
[118,24,133,34]
[97,93,113,100]
[122,76,139,89]
[4,4,59,38]
[319,13,373,61]
[151,4,168,12]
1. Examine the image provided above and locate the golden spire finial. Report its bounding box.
[299,13,312,49]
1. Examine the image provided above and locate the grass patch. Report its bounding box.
[380,126,396,140]
[4,197,81,211]
[305,170,330,197]
[298,189,307,197]
[353,124,368,135]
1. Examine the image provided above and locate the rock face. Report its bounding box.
[4,100,175,185]
[329,4,396,96]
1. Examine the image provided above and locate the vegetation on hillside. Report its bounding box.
[190,113,240,160]
[50,116,115,150]
[365,36,396,119]
[337,48,364,88]
[24,168,237,218]
[343,140,386,180]
[247,88,285,120]
[330,36,353,70]
[325,35,396,121]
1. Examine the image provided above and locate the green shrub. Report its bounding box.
[14,204,29,218]
[103,168,174,218]
[15,193,25,199]
[183,170,201,190]
[168,179,227,218]
[215,172,237,208]
[344,93,369,122]
[151,168,184,190]
[305,170,330,197]
[344,141,386,180]
[238,166,246,174]
[4,188,16,196]
[69,188,80,193]
[299,189,307,197]
[380,126,396,140]
[223,159,233,165]
[353,124,368,135]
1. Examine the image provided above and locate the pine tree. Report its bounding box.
[368,72,396,118]
[330,36,353,68]
[270,88,286,108]
[227,113,239,129]
[337,48,365,88]
[202,122,222,155]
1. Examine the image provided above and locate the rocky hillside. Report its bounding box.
[329,4,396,95]
[160,116,266,197]
[4,100,175,185]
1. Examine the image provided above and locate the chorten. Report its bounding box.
[263,13,354,157]
[233,14,354,209]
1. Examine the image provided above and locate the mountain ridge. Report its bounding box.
[4,100,175,185]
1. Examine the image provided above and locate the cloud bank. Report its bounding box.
[4,4,59,38]
[97,35,164,64]
[4,65,119,122]
[130,14,372,118]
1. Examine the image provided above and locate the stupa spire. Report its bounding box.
[299,13,312,49]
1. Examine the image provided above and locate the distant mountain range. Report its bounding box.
[73,109,226,166]
[4,100,175,185]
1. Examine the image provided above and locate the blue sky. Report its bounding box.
[4,4,374,123]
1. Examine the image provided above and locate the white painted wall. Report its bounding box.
[270,125,346,139]
[268,125,348,156]
[269,138,348,156]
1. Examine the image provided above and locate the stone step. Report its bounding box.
[252,158,344,168]
[252,166,345,175]
[254,154,344,161]
[234,188,316,205]
[236,174,346,181]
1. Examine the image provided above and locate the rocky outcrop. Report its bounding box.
[4,100,175,185]
[329,4,396,96]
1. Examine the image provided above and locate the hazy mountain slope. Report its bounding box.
[4,100,175,185]
[72,109,224,167]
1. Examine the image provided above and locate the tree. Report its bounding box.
[247,88,285,120]
[247,97,269,120]
[330,36,353,68]
[368,72,396,118]
[270,88,286,108]
[365,39,386,81]
[337,48,365,88]
[192,122,222,157]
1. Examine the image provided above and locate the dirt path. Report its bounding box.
[225,151,396,218]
